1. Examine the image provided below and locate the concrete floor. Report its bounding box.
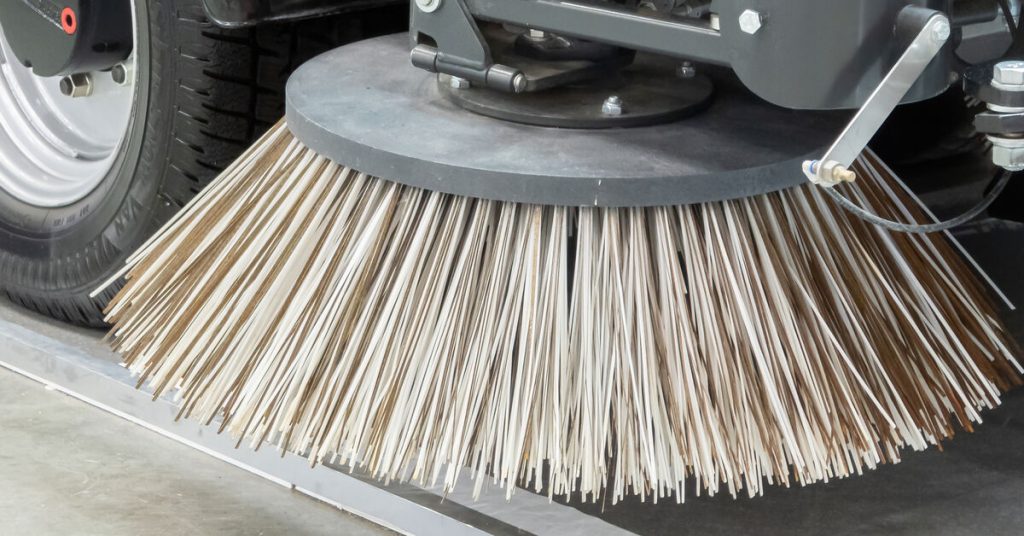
[0,369,391,536]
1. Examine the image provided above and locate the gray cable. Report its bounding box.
[822,171,1014,234]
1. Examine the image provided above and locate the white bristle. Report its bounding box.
[101,121,1022,504]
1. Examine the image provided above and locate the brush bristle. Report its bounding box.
[101,121,1022,504]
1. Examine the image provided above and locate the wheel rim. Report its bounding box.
[0,14,136,208]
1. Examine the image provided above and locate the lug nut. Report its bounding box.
[602,95,624,116]
[59,73,93,98]
[111,62,132,86]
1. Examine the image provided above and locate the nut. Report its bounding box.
[738,10,764,35]
[415,0,441,13]
[993,61,1024,89]
[59,73,93,98]
[990,136,1024,171]
[449,76,471,90]
[111,62,132,86]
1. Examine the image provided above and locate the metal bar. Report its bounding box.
[821,8,951,168]
[466,0,728,64]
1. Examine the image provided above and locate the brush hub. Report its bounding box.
[285,33,849,207]
[438,65,715,129]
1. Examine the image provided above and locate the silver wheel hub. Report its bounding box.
[0,21,136,208]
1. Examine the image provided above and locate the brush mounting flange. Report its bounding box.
[285,33,849,207]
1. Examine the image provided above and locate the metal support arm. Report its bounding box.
[803,7,951,187]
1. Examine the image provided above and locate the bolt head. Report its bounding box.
[59,73,93,98]
[677,61,696,79]
[512,73,528,93]
[994,61,1024,88]
[111,63,131,86]
[602,96,623,116]
[738,10,764,35]
[449,76,471,90]
[415,0,440,13]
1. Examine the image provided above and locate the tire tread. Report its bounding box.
[1,1,404,326]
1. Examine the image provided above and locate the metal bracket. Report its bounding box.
[803,6,951,187]
[410,0,527,92]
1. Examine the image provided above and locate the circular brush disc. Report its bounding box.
[285,33,849,207]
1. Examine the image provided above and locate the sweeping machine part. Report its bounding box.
[100,119,1022,503]
[285,34,848,207]
[436,68,714,130]
[434,30,716,129]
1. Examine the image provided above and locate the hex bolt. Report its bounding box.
[602,95,624,116]
[415,0,441,13]
[59,73,93,98]
[678,61,696,79]
[110,62,132,86]
[989,136,1024,171]
[738,9,764,35]
[449,76,471,90]
[993,60,1024,91]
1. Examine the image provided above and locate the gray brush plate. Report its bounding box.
[285,33,849,207]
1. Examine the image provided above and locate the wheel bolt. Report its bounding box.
[59,73,93,98]
[111,62,132,86]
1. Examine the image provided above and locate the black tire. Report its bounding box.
[0,0,402,327]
